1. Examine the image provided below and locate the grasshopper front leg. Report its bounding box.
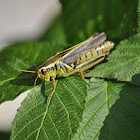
[46,76,56,104]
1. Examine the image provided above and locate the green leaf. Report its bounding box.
[40,1,139,44]
[120,0,138,39]
[0,58,35,103]
[0,42,67,65]
[137,0,140,33]
[86,34,140,86]
[60,0,137,44]
[73,78,140,140]
[10,76,86,140]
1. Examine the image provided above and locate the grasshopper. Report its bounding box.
[15,32,114,102]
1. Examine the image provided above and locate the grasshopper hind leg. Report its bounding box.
[80,71,85,80]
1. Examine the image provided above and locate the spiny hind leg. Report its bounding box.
[62,69,79,77]
[80,71,85,80]
[63,69,86,80]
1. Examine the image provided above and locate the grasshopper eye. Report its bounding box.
[41,69,47,75]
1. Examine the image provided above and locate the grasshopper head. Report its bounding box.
[37,67,50,82]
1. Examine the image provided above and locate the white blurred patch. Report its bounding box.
[0,0,61,50]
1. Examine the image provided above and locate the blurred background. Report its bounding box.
[0,0,61,139]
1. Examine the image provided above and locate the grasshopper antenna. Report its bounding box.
[14,68,40,96]
[13,68,36,73]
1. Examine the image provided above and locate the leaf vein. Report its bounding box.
[75,101,106,139]
[12,112,45,140]
[47,114,61,140]
[60,80,83,109]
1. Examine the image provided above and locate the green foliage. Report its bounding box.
[60,0,125,43]
[42,0,139,44]
[0,0,140,140]
[10,76,86,140]
[137,0,140,33]
[120,0,138,39]
[0,58,34,103]
[73,78,140,140]
[0,41,66,65]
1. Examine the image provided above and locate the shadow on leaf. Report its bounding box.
[99,74,140,140]
[130,73,140,87]
[10,66,41,87]
[0,65,42,103]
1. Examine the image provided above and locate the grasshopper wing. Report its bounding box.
[40,32,106,68]
[61,32,106,65]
